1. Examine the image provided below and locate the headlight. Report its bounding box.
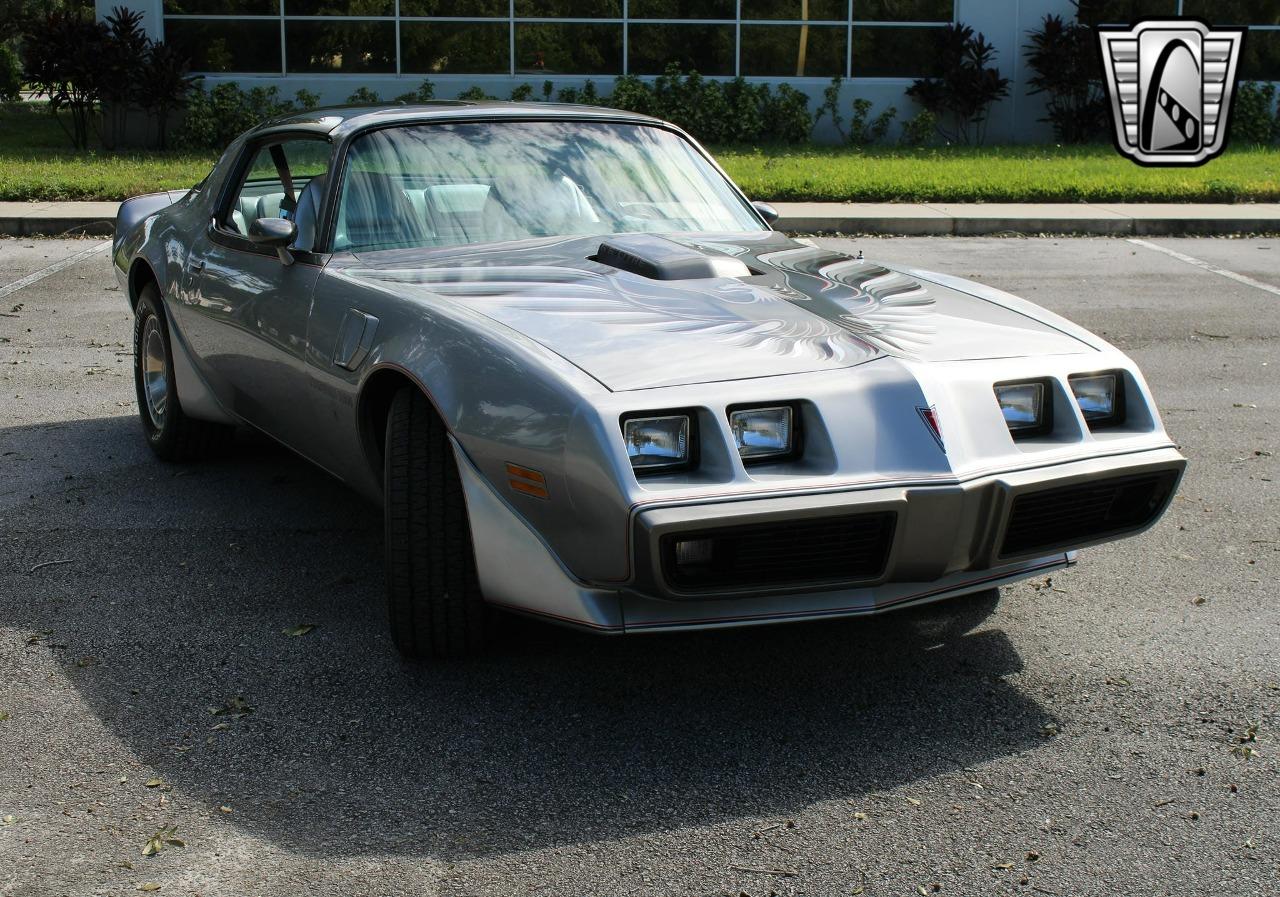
[729,405,795,462]
[1070,372,1122,426]
[622,413,692,471]
[994,381,1049,436]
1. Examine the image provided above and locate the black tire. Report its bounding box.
[902,587,1001,641]
[384,386,486,659]
[132,282,232,462]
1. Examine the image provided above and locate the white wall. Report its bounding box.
[104,0,1090,145]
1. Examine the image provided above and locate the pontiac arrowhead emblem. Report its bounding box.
[917,405,944,452]
[1098,19,1246,167]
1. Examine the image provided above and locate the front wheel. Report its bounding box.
[132,283,231,461]
[384,386,486,660]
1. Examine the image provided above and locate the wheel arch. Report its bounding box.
[127,257,161,312]
[357,364,453,487]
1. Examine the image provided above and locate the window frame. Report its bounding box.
[212,131,337,263]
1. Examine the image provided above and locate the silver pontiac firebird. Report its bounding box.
[112,103,1186,659]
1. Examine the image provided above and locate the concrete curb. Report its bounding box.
[774,202,1280,237]
[1,200,1277,238]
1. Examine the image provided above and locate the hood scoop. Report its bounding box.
[594,234,752,280]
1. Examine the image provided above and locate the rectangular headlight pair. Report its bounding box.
[994,372,1123,438]
[623,405,797,473]
[1069,372,1122,426]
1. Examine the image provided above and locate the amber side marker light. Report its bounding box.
[506,463,549,499]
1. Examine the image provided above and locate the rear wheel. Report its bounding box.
[132,282,232,461]
[384,386,486,659]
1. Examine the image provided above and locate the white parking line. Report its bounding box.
[0,240,112,301]
[1127,238,1280,298]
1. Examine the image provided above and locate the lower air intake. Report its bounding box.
[661,512,896,592]
[1000,471,1179,558]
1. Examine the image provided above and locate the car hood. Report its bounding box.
[345,232,1097,391]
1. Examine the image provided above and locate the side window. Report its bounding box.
[222,137,331,251]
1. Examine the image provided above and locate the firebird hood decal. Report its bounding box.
[345,234,1094,391]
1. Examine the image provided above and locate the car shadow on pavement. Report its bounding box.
[1,414,1057,860]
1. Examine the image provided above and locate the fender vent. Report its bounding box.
[595,234,752,280]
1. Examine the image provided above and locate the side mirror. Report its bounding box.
[752,201,780,226]
[248,216,298,265]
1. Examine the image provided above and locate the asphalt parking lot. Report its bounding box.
[1,235,1276,897]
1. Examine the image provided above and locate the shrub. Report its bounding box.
[849,98,896,146]
[761,83,812,144]
[345,86,380,104]
[393,79,434,104]
[457,85,495,100]
[509,82,534,101]
[294,88,320,110]
[1024,4,1109,144]
[0,44,21,102]
[136,41,199,150]
[175,82,314,151]
[607,74,653,115]
[899,109,937,146]
[1231,82,1278,146]
[906,23,1010,145]
[602,67,810,145]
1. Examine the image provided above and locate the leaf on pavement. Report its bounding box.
[137,884,161,892]
[1,815,17,826]
[144,779,164,788]
[209,696,253,717]
[283,624,317,637]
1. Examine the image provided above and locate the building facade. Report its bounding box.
[96,0,1280,143]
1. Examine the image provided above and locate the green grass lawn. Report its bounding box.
[718,144,1280,204]
[3,102,1279,203]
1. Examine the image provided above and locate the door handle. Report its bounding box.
[188,259,205,274]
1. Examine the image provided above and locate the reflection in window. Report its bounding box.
[164,19,281,73]
[741,24,846,76]
[853,0,952,22]
[284,0,393,14]
[401,21,510,74]
[851,26,946,76]
[1240,29,1280,81]
[629,24,735,75]
[333,121,763,253]
[1182,0,1280,25]
[1082,0,1177,24]
[516,23,623,74]
[401,0,507,14]
[286,20,396,72]
[514,0,622,16]
[739,0,848,21]
[629,0,735,18]
[163,0,278,13]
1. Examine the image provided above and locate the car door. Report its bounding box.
[180,135,333,456]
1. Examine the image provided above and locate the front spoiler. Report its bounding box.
[456,444,1184,634]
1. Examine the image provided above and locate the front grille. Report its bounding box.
[1000,471,1178,557]
[660,512,896,592]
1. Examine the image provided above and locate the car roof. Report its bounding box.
[248,101,666,141]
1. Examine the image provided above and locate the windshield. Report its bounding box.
[332,120,765,253]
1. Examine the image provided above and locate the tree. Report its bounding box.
[98,6,148,149]
[906,23,1011,145]
[1024,3,1109,144]
[22,11,110,149]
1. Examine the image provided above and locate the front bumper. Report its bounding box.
[458,444,1185,634]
